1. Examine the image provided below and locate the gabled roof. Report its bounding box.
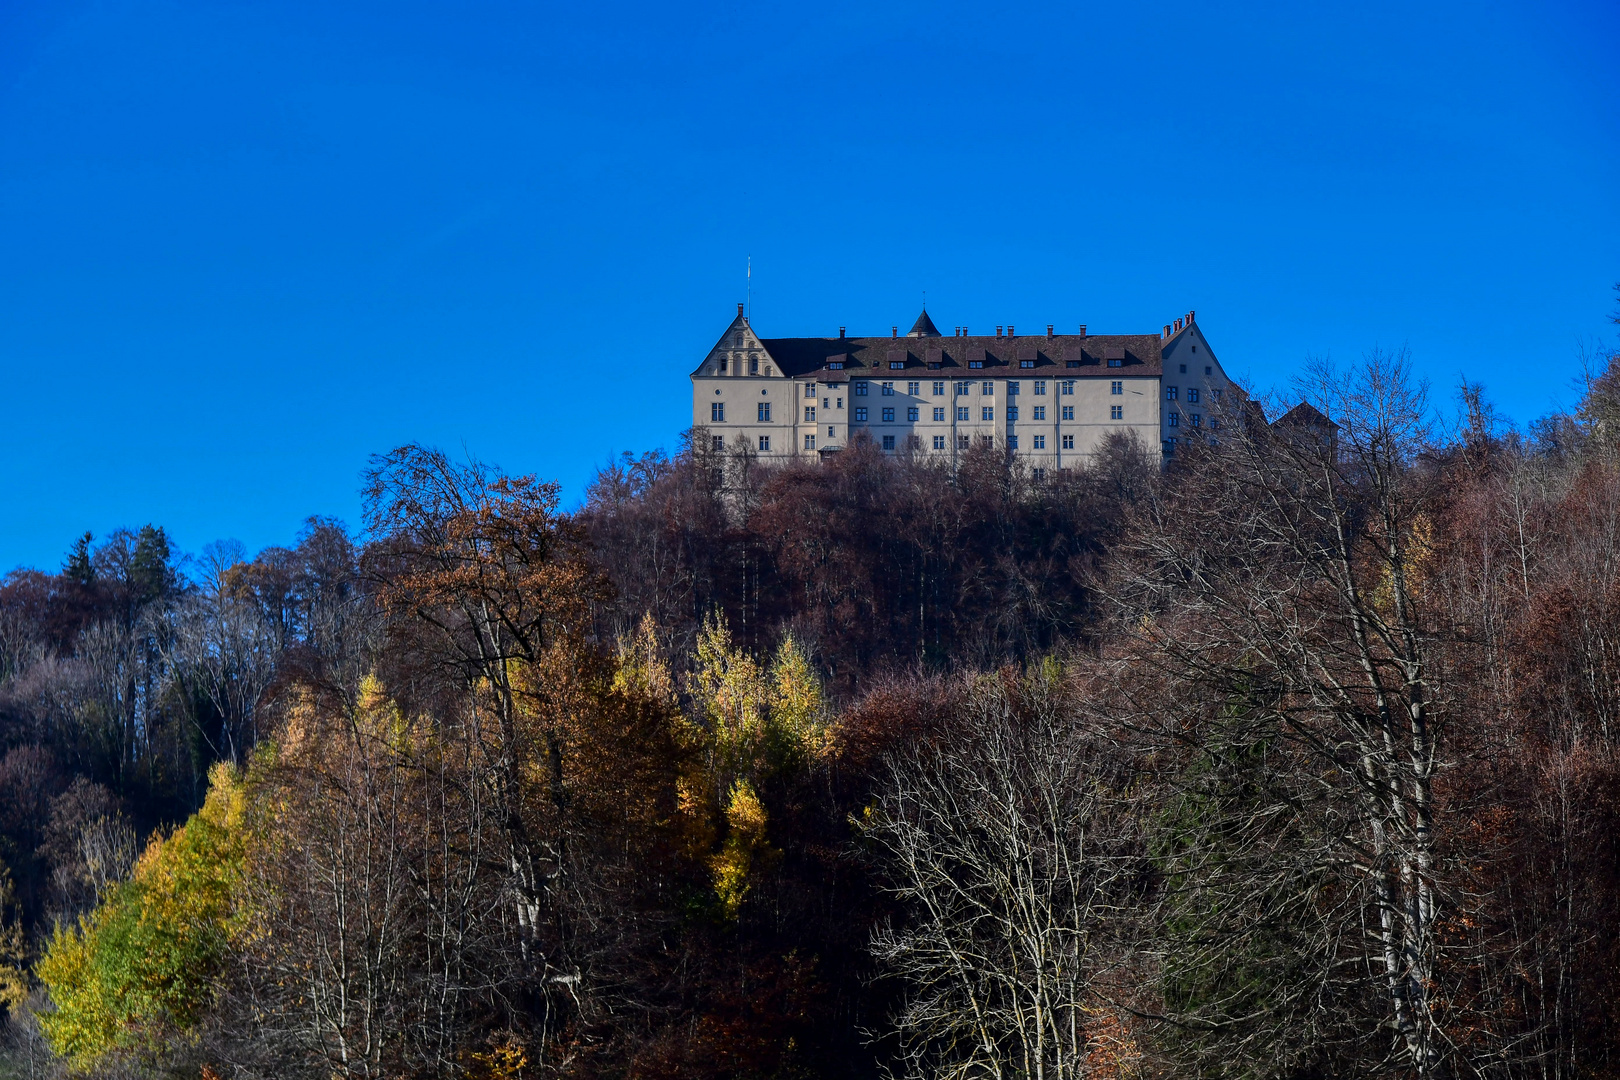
[1274,402,1340,430]
[907,309,942,337]
[739,333,1168,380]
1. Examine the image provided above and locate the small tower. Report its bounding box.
[906,309,943,338]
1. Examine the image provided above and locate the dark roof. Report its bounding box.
[1274,402,1340,430]
[907,309,942,337]
[755,333,1168,379]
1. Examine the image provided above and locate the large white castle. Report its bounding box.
[691,305,1230,467]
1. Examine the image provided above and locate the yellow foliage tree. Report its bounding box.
[682,616,830,916]
[36,761,254,1070]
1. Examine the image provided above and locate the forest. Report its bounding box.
[3,333,1620,1080]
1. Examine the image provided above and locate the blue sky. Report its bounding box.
[1,0,1616,572]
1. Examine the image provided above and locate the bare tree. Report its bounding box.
[866,670,1143,1080]
[1100,352,1466,1077]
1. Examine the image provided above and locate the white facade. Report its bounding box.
[691,306,1230,467]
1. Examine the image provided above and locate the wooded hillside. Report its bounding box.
[4,339,1620,1080]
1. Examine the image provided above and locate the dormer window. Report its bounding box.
[1019,360,1035,368]
[890,361,905,370]
[828,361,844,370]
[1108,359,1122,368]
[927,362,941,370]
[1066,360,1080,368]
[969,360,983,369]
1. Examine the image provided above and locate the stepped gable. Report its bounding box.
[759,332,1165,378]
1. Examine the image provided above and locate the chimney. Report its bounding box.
[1079,324,1087,338]
[1187,309,1195,324]
[1047,324,1054,338]
[1164,324,1172,339]
[839,326,845,338]
[1175,317,1183,332]
[892,326,898,338]
[738,302,745,317]
[996,326,1003,338]
[1008,324,1016,338]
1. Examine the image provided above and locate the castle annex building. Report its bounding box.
[691,305,1229,466]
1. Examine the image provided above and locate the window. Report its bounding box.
[804,434,816,450]
[1008,435,1019,449]
[928,363,941,370]
[1066,359,1080,368]
[1034,380,1046,395]
[907,381,920,395]
[758,436,770,451]
[711,402,725,422]
[836,397,842,409]
[1179,364,1187,374]
[1062,434,1075,449]
[1032,434,1046,449]
[804,382,816,397]
[854,407,868,421]
[1062,405,1074,420]
[1032,405,1046,420]
[712,435,725,451]
[1211,388,1222,400]
[718,358,728,373]
[1020,359,1035,368]
[1187,388,1200,403]
[1205,366,1212,376]
[1007,406,1020,421]
[909,435,922,448]
[883,435,895,449]
[1108,358,1122,367]
[882,407,895,422]
[889,361,905,370]
[1110,381,1122,395]
[1191,414,1202,428]
[805,406,816,421]
[958,435,970,449]
[979,435,993,447]
[828,425,835,437]
[749,357,759,374]
[933,407,945,421]
[1166,387,1178,400]
[1061,380,1075,395]
[854,381,868,395]
[982,407,995,421]
[907,406,919,421]
[981,381,994,395]
[757,402,771,422]
[882,382,895,396]
[969,360,983,369]
[932,435,946,449]
[956,406,970,420]
[1007,381,1020,396]
[1168,412,1180,427]
[1033,467,1045,480]
[932,381,945,395]
[1110,405,1123,420]
[828,361,844,370]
